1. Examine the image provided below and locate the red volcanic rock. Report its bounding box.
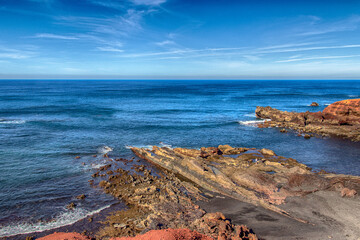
[37,232,91,240]
[255,99,360,141]
[323,99,360,124]
[111,228,213,240]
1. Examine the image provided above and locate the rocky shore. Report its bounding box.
[131,145,360,239]
[255,99,360,141]
[7,144,360,239]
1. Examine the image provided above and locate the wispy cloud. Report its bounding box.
[33,33,79,40]
[131,0,166,6]
[96,46,124,52]
[276,54,360,63]
[116,43,360,61]
[57,9,144,36]
[0,46,35,59]
[298,15,360,36]
[155,40,176,46]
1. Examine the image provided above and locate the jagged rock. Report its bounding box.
[255,99,360,141]
[95,155,256,240]
[341,188,357,198]
[110,228,214,240]
[67,202,76,210]
[131,145,360,223]
[310,102,319,106]
[76,194,86,200]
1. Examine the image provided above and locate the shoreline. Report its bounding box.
[1,203,126,240]
[3,143,360,239]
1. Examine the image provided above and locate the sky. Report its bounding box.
[1,0,360,79]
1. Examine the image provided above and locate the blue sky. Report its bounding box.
[1,0,360,79]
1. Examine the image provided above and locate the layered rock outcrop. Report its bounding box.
[255,99,360,141]
[93,155,257,240]
[131,145,359,222]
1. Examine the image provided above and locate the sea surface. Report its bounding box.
[0,80,360,236]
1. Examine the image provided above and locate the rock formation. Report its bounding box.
[93,155,257,240]
[111,228,213,240]
[255,99,360,141]
[131,145,359,222]
[37,232,91,240]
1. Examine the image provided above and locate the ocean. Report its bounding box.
[0,80,359,237]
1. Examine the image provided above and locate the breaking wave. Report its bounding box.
[0,205,110,237]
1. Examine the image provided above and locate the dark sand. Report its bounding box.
[198,191,360,240]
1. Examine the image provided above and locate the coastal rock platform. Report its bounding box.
[131,145,360,239]
[255,99,360,141]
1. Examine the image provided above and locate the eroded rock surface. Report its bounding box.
[94,157,257,240]
[131,145,360,222]
[255,99,360,141]
[111,228,213,240]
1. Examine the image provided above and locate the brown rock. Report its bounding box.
[66,202,76,210]
[341,188,357,198]
[255,99,360,141]
[76,194,86,200]
[310,102,319,106]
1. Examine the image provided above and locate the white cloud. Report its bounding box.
[276,55,360,63]
[33,33,79,40]
[155,40,176,46]
[97,46,124,52]
[131,0,166,6]
[298,15,360,36]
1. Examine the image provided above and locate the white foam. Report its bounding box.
[0,119,26,124]
[98,146,113,154]
[125,145,152,150]
[159,142,172,148]
[238,119,268,127]
[0,205,111,237]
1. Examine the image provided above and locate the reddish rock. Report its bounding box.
[37,232,90,240]
[341,188,357,198]
[255,99,360,141]
[111,229,213,240]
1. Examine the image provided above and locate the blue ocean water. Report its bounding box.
[0,80,359,236]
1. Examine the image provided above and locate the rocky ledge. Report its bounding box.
[255,99,360,141]
[92,154,257,240]
[131,145,359,224]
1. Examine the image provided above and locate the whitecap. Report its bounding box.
[243,113,255,117]
[0,119,26,124]
[98,146,113,154]
[125,145,152,150]
[238,119,268,127]
[0,205,111,237]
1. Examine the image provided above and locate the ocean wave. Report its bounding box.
[243,113,255,117]
[125,145,152,150]
[238,119,268,127]
[0,119,26,124]
[0,205,111,237]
